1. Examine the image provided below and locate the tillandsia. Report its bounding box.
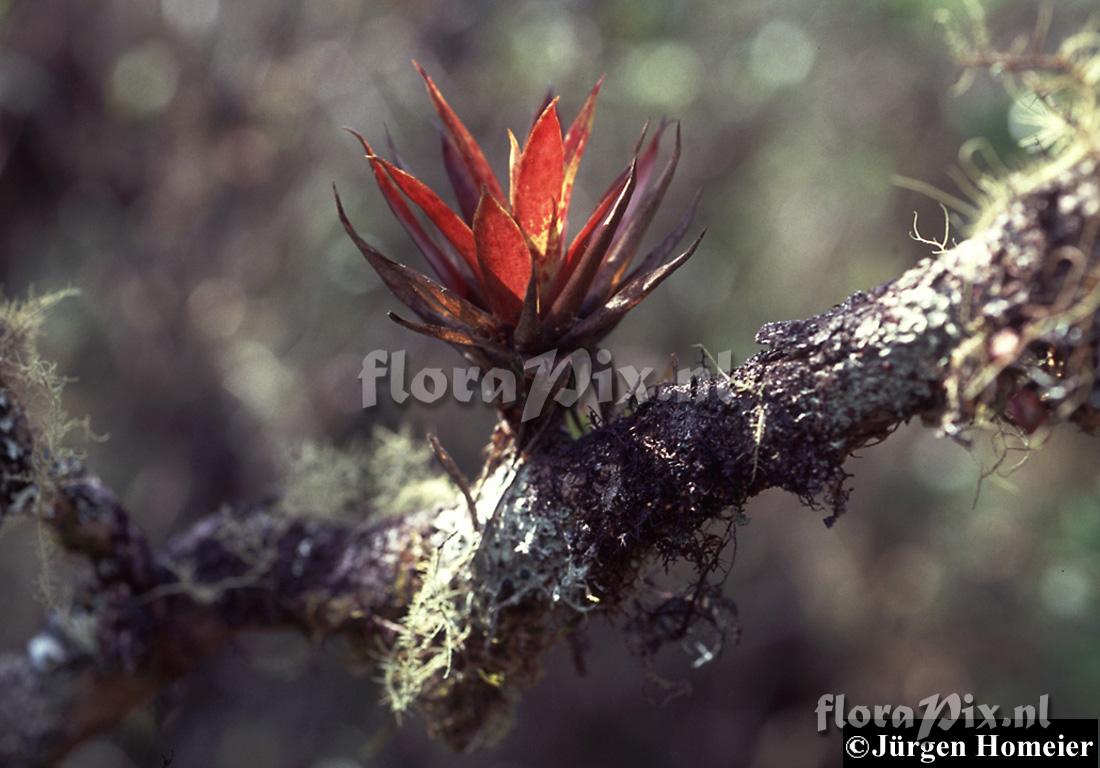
[334,63,704,428]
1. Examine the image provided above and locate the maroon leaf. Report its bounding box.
[588,123,682,308]
[545,162,637,331]
[623,187,702,286]
[383,124,408,170]
[513,241,542,349]
[441,131,479,223]
[563,231,705,346]
[557,164,631,285]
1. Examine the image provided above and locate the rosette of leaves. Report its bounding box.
[335,65,703,426]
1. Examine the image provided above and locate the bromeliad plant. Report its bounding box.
[335,64,703,423]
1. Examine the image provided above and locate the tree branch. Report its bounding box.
[1,156,1098,764]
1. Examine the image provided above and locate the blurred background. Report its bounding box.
[1,0,1099,766]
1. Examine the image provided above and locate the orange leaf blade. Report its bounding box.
[473,193,534,325]
[376,157,480,280]
[513,101,564,257]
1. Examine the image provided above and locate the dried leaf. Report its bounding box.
[388,312,510,357]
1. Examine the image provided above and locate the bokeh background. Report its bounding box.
[1,0,1099,766]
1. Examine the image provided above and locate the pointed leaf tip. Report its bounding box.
[334,183,497,333]
[563,229,705,346]
[347,131,473,294]
[559,76,605,234]
[374,155,479,279]
[513,100,564,257]
[413,61,504,203]
[546,160,637,329]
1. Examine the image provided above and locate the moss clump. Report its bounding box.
[0,288,86,477]
[280,427,456,521]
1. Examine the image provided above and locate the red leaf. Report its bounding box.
[374,155,481,281]
[414,61,504,202]
[473,193,534,325]
[345,129,470,296]
[513,100,564,258]
[529,88,555,135]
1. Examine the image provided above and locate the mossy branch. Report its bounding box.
[0,151,1096,763]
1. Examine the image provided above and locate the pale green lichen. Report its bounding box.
[366,427,456,516]
[279,427,456,521]
[0,288,86,472]
[0,289,86,614]
[379,453,600,745]
[935,4,1100,233]
[378,459,513,723]
[381,536,477,717]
